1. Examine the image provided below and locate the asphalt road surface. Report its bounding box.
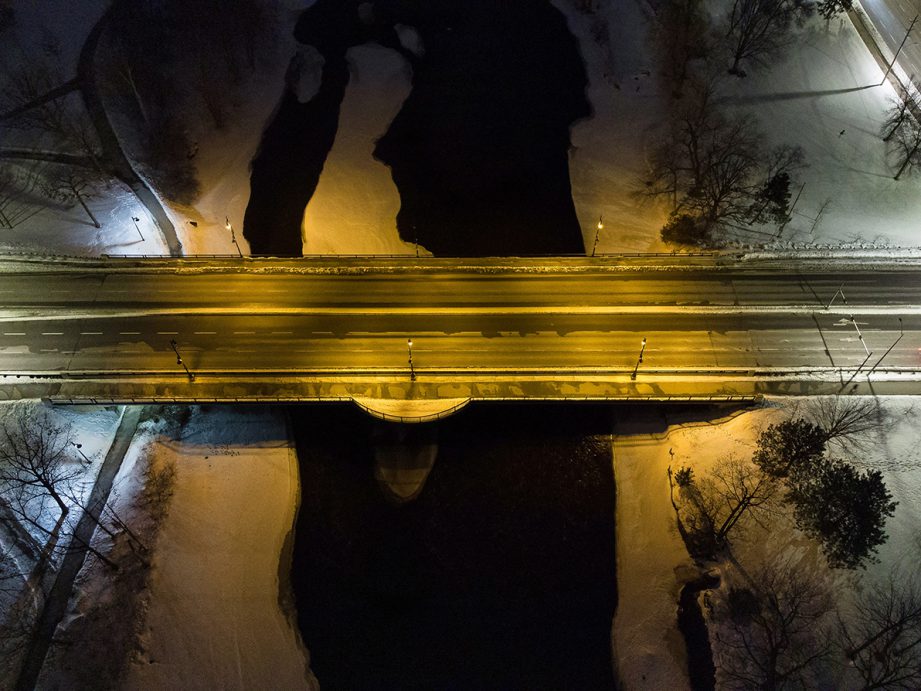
[861,0,921,85]
[1,265,918,380]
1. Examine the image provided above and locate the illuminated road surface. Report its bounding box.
[1,258,919,407]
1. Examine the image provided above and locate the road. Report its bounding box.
[1,257,919,412]
[860,0,921,86]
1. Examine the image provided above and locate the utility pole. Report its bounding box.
[169,339,195,382]
[631,337,647,381]
[825,283,846,310]
[867,318,904,377]
[226,217,243,258]
[592,215,603,257]
[407,338,416,382]
[881,14,918,86]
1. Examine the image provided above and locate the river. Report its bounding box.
[290,404,617,690]
[244,1,618,687]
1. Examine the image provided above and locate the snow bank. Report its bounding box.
[612,405,773,690]
[301,43,422,256]
[123,406,316,690]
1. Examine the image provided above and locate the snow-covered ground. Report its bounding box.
[612,398,921,688]
[120,406,316,690]
[302,43,422,256]
[3,0,921,687]
[555,0,921,251]
[0,400,122,683]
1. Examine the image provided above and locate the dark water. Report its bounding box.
[261,3,615,686]
[244,0,589,256]
[290,404,617,690]
[677,575,719,691]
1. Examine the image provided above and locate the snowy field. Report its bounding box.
[120,406,315,690]
[557,0,921,252]
[4,0,920,257]
[613,398,921,689]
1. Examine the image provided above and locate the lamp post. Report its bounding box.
[226,216,243,258]
[131,216,144,242]
[169,339,195,382]
[407,338,416,381]
[71,441,91,465]
[592,215,603,257]
[850,316,870,356]
[631,337,647,381]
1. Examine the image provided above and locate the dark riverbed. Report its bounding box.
[290,404,617,690]
[244,0,589,256]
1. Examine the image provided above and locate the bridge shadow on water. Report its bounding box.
[289,403,618,690]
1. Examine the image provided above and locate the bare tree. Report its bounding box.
[643,78,803,244]
[0,410,117,571]
[725,0,812,77]
[0,411,81,558]
[881,82,920,142]
[1,40,102,169]
[801,396,893,456]
[671,455,780,558]
[839,572,921,690]
[888,108,921,179]
[40,166,104,228]
[714,557,835,689]
[650,0,712,98]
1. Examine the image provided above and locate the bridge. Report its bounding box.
[1,254,919,421]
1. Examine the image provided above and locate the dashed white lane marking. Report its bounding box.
[157,331,178,335]
[119,331,140,335]
[233,331,255,335]
[41,332,63,336]
[271,331,293,335]
[39,348,58,352]
[3,332,25,336]
[80,332,103,335]
[194,331,216,335]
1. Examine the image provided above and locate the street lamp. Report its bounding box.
[226,216,243,258]
[169,339,195,382]
[849,316,870,356]
[131,216,144,242]
[631,337,647,381]
[407,338,416,382]
[71,441,91,465]
[592,215,603,257]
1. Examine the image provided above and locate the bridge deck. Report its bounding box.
[1,255,920,418]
